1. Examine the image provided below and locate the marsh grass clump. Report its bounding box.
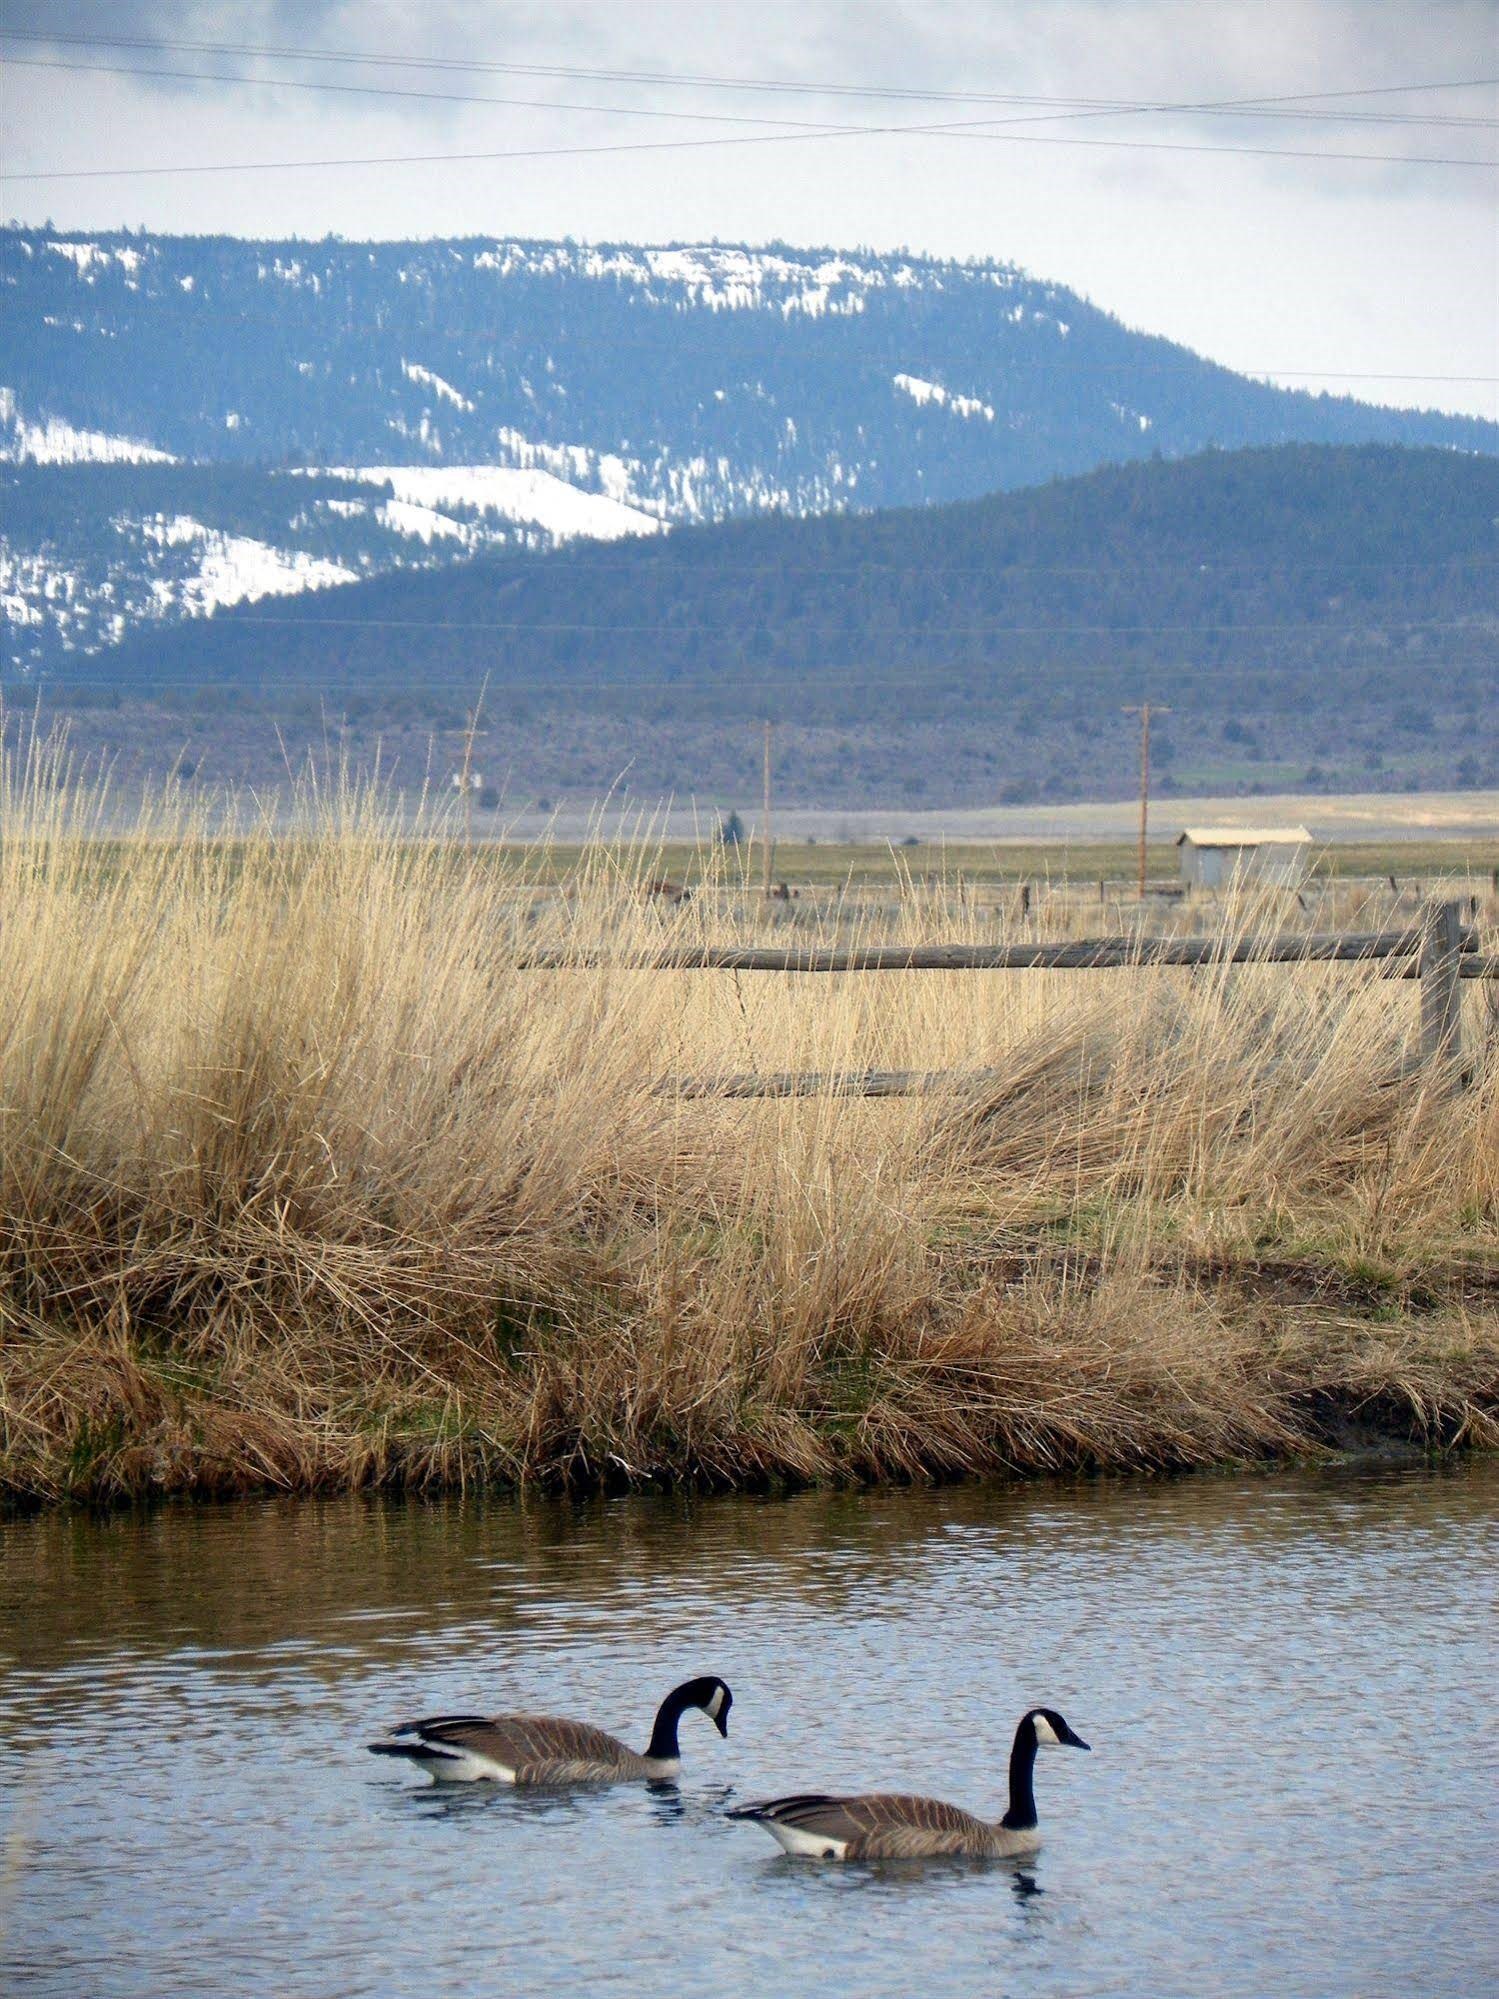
[1,736,1494,1503]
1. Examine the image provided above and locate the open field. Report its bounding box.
[483,788,1499,854]
[1,748,1496,1506]
[489,835,1499,891]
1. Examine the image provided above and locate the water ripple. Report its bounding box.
[2,1465,1496,1998]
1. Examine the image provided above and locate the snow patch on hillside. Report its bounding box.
[343,465,663,542]
[1110,401,1153,432]
[44,240,146,280]
[494,427,596,484]
[0,386,176,464]
[378,497,473,543]
[137,515,204,548]
[401,362,475,412]
[258,257,320,292]
[0,549,52,626]
[892,374,994,421]
[468,242,991,317]
[140,516,356,612]
[0,542,95,661]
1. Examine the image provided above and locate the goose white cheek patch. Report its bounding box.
[706,1687,726,1721]
[1033,1714,1061,1746]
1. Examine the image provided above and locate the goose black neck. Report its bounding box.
[645,1684,694,1762]
[1001,1718,1039,1831]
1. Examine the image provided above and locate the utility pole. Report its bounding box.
[761,719,774,895]
[459,672,490,844]
[1122,702,1169,900]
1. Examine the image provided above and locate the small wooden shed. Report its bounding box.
[1175,825,1313,888]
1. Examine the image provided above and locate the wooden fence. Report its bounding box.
[521,900,1492,1096]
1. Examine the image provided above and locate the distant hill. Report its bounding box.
[2,227,1495,680]
[0,460,655,675]
[56,444,1499,804]
[6,229,1490,504]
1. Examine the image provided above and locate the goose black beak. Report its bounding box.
[1067,1731,1091,1752]
[713,1706,731,1739]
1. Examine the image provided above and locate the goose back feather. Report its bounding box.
[368,1675,732,1785]
[728,1791,1032,1860]
[728,1705,1089,1859]
[372,1713,655,1783]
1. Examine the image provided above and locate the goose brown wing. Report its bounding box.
[406,1713,637,1775]
[844,1793,998,1859]
[741,1791,996,1859]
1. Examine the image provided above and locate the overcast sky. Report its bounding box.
[2,1,1495,419]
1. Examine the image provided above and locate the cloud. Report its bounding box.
[3,1,1492,422]
[7,0,1494,199]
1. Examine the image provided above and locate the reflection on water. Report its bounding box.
[2,1466,1497,1998]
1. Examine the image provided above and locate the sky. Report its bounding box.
[2,0,1495,419]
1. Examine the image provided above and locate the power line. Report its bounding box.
[5,129,1489,187]
[9,50,1498,136]
[8,658,1486,694]
[4,553,1496,584]
[103,615,1482,635]
[3,84,1493,180]
[8,270,1489,387]
[4,223,1490,395]
[5,521,1495,578]
[1,56,863,135]
[3,26,1493,123]
[313,555,1499,572]
[1238,371,1497,383]
[150,556,1492,576]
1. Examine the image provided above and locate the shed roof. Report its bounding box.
[1175,826,1313,848]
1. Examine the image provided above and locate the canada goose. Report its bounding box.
[728,1706,1089,1859]
[367,1675,732,1784]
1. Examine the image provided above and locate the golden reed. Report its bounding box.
[1,733,1494,1502]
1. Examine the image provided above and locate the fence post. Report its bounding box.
[1418,899,1464,1079]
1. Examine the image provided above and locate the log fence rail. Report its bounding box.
[516,900,1491,1095]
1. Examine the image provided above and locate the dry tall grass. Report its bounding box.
[2,737,1495,1503]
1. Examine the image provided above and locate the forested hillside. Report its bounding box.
[0,461,648,673]
[46,444,1499,804]
[7,230,1490,508]
[5,228,1494,683]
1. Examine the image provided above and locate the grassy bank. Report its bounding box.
[2,748,1496,1505]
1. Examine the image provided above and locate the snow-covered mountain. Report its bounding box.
[0,462,661,673]
[2,227,1493,675]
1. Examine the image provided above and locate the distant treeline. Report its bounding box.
[0,463,376,548]
[76,445,1497,746]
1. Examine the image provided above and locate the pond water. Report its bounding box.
[2,1464,1497,1998]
